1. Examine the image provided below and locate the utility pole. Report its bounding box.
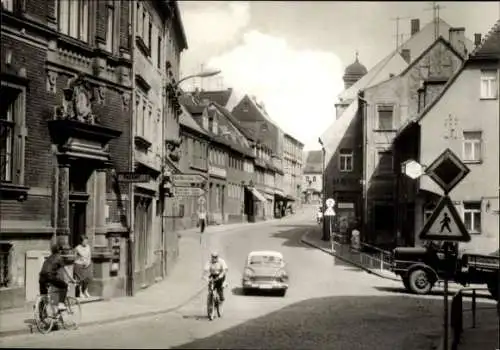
[390,16,411,50]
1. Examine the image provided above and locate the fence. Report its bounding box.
[450,286,496,350]
[332,234,393,272]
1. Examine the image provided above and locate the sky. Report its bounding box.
[178,1,500,150]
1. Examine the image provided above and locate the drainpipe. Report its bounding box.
[359,91,369,245]
[126,0,137,297]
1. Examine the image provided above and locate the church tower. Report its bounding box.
[343,52,368,89]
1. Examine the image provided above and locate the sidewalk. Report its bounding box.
[0,218,276,338]
[454,305,499,350]
[301,226,400,282]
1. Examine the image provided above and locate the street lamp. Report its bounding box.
[174,69,221,88]
[318,137,328,241]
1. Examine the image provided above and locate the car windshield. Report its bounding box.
[249,255,282,266]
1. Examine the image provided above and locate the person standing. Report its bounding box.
[74,235,92,298]
[198,209,207,233]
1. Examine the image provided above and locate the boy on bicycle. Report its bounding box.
[204,252,228,303]
[39,243,76,310]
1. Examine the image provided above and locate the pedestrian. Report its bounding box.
[198,209,207,233]
[74,235,92,298]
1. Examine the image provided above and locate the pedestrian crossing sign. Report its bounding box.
[419,195,471,242]
[324,208,335,216]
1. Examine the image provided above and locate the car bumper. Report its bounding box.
[242,280,288,290]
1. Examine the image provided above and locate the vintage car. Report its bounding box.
[242,250,289,296]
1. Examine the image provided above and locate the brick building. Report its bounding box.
[394,20,499,253]
[1,0,133,308]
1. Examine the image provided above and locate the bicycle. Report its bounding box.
[33,281,82,334]
[206,278,222,321]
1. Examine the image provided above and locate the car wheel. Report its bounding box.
[408,268,433,295]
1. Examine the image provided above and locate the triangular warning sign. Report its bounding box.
[419,196,471,242]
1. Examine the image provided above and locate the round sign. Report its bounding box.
[402,159,425,180]
[326,198,335,208]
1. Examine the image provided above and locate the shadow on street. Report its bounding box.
[173,294,445,350]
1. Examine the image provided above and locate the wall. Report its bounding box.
[419,64,499,253]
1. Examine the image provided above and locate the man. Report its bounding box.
[316,207,323,224]
[204,252,228,303]
[198,209,207,233]
[39,243,75,310]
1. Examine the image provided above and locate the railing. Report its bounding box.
[450,286,494,350]
[332,235,393,272]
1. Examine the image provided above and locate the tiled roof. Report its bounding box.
[179,105,208,136]
[303,150,323,173]
[197,89,233,107]
[469,20,500,60]
[212,103,255,140]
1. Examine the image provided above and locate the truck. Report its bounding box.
[391,245,499,300]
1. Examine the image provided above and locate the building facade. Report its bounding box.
[362,35,465,247]
[1,0,133,308]
[283,133,304,211]
[302,151,323,204]
[394,21,500,253]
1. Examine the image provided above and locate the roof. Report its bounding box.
[345,57,368,77]
[213,102,255,141]
[171,1,188,50]
[303,150,323,173]
[179,105,208,136]
[469,19,500,60]
[197,89,233,107]
[396,20,500,138]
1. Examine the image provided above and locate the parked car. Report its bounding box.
[242,251,289,296]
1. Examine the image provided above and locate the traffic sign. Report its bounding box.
[418,195,471,242]
[172,174,206,187]
[324,208,336,216]
[174,187,205,197]
[326,198,335,208]
[426,149,470,194]
[402,159,425,180]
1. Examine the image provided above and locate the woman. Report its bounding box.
[74,235,92,298]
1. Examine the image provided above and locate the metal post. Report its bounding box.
[380,251,384,271]
[443,245,449,350]
[472,289,476,328]
[321,147,328,240]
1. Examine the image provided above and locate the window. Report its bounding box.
[339,148,353,172]
[0,243,12,288]
[57,0,89,42]
[463,131,482,162]
[1,0,13,11]
[1,83,26,184]
[105,4,115,53]
[377,151,393,174]
[377,105,394,130]
[480,70,498,99]
[463,202,481,233]
[148,22,152,49]
[312,176,316,182]
[157,36,162,69]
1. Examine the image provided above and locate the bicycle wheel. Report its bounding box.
[207,293,215,320]
[34,296,55,334]
[215,295,222,318]
[62,296,81,330]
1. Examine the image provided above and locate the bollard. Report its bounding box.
[451,292,463,349]
[380,251,384,271]
[472,289,476,328]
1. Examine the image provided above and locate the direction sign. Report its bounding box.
[174,187,205,197]
[326,198,335,208]
[324,208,336,216]
[172,174,206,187]
[419,195,471,242]
[117,172,151,183]
[402,159,425,180]
[426,149,470,194]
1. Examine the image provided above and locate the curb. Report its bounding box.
[300,233,401,282]
[0,282,207,339]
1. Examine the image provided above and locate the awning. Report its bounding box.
[321,99,359,165]
[249,187,266,202]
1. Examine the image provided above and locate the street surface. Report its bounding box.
[1,207,448,349]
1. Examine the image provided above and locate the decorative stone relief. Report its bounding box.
[54,75,98,124]
[47,71,58,93]
[122,92,130,110]
[94,86,106,105]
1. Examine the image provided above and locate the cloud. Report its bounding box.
[179,2,251,74]
[205,30,345,149]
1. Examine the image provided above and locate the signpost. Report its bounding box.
[174,187,205,197]
[172,174,206,187]
[324,198,336,253]
[406,149,472,350]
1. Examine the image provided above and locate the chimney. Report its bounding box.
[474,33,482,48]
[411,19,420,36]
[401,49,411,63]
[449,27,466,57]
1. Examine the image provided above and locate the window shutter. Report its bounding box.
[13,92,26,185]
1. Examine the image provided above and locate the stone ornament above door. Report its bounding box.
[54,75,99,125]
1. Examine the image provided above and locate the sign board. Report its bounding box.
[117,172,151,183]
[402,159,425,180]
[172,174,206,187]
[419,195,471,242]
[326,198,335,208]
[174,187,205,197]
[425,149,470,194]
[324,208,336,216]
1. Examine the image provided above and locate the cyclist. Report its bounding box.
[39,243,76,311]
[204,252,228,303]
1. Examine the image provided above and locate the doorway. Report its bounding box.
[69,201,87,247]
